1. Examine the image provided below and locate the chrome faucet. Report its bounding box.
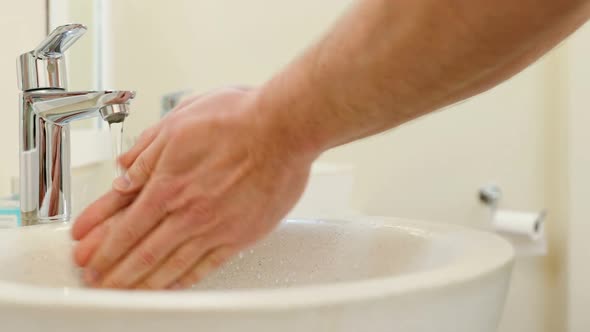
[17,24,135,226]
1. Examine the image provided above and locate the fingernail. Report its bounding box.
[113,174,131,191]
[83,269,101,285]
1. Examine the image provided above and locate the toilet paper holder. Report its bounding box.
[479,185,503,208]
[478,184,547,251]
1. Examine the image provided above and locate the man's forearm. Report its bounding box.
[255,0,590,157]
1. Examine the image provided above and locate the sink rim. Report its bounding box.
[0,217,514,311]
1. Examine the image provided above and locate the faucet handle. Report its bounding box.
[33,24,87,59]
[17,24,87,91]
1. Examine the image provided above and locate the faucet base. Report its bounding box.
[20,211,68,226]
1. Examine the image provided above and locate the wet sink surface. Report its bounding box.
[0,219,447,289]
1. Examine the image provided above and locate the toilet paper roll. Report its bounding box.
[492,209,545,240]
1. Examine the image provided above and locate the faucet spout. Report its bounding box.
[19,89,135,225]
[27,90,135,124]
[19,89,136,225]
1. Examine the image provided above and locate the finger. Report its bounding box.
[98,209,202,289]
[81,210,130,286]
[85,177,184,285]
[174,245,235,289]
[112,135,166,193]
[118,125,161,170]
[135,223,225,290]
[71,190,135,241]
[73,220,107,267]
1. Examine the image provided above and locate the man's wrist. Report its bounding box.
[248,78,326,166]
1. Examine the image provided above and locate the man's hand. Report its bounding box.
[71,87,317,289]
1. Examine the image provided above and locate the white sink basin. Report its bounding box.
[0,217,513,332]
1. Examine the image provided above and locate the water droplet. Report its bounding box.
[238,252,244,259]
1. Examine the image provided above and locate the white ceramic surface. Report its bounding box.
[0,217,513,332]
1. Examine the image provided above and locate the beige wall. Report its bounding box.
[103,2,573,332]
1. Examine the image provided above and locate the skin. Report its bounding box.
[72,0,590,289]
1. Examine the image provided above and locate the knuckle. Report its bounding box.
[153,198,171,217]
[136,247,158,268]
[188,196,216,222]
[169,241,201,272]
[156,177,184,199]
[146,179,185,216]
[89,249,111,272]
[173,213,195,232]
[207,249,228,268]
[117,223,140,245]
[169,253,192,272]
[177,199,218,236]
[132,156,152,180]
